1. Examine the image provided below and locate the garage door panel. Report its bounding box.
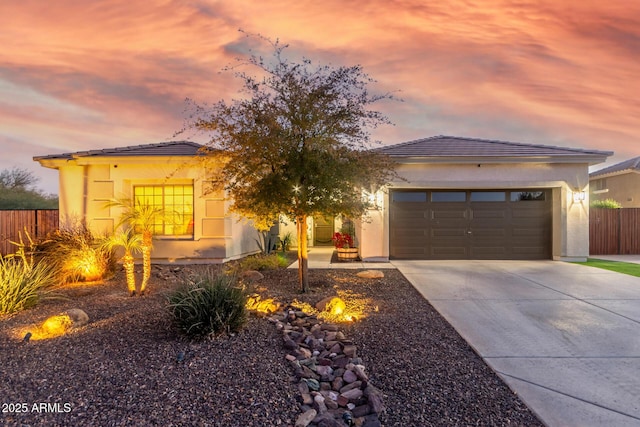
[392,236,429,246]
[472,209,507,219]
[472,228,506,238]
[395,247,427,256]
[392,210,429,220]
[392,228,428,237]
[432,228,467,237]
[512,209,547,218]
[431,246,467,257]
[471,247,507,258]
[432,209,467,219]
[513,228,544,236]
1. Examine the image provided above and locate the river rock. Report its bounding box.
[295,409,317,427]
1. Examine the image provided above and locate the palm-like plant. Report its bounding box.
[106,198,163,295]
[101,229,143,296]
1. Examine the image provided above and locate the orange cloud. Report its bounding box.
[0,0,638,193]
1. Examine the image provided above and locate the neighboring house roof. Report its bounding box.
[589,156,640,179]
[378,135,612,164]
[33,141,204,161]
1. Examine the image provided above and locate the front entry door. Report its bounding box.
[313,215,334,246]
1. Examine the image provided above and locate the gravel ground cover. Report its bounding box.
[0,265,543,426]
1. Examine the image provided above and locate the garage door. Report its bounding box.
[389,189,551,260]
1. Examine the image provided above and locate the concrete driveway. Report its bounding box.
[392,260,640,427]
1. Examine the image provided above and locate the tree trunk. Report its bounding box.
[122,252,136,296]
[139,231,152,294]
[296,215,309,293]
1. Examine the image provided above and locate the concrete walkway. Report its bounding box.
[393,260,640,427]
[287,247,395,269]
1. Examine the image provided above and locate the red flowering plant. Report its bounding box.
[332,232,354,249]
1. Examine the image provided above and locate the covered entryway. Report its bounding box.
[389,189,551,260]
[313,215,335,246]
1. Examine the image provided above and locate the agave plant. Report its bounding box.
[101,229,143,296]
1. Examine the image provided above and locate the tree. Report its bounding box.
[182,36,397,292]
[0,167,58,209]
[101,229,143,296]
[0,167,38,189]
[106,198,163,295]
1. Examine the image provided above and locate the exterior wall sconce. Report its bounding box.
[573,190,586,203]
[364,190,383,210]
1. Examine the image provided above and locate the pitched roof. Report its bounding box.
[33,141,204,161]
[590,156,640,178]
[378,136,612,161]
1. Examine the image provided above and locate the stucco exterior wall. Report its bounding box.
[590,172,640,207]
[357,161,591,262]
[54,156,259,263]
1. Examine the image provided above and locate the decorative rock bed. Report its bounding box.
[268,308,383,427]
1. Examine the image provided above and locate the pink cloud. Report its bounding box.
[0,0,638,192]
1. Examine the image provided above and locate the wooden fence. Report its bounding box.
[0,210,59,256]
[590,208,640,255]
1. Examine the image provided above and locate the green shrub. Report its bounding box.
[237,253,290,272]
[590,198,622,209]
[279,232,293,252]
[0,253,58,316]
[167,272,247,339]
[36,225,116,283]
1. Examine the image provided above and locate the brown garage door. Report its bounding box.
[389,189,551,260]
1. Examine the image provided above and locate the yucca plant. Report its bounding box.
[101,229,143,296]
[167,272,247,339]
[0,250,57,316]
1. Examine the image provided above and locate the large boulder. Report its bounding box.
[315,296,346,315]
[66,308,90,327]
[241,270,264,282]
[356,270,384,279]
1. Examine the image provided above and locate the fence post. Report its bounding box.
[618,208,622,255]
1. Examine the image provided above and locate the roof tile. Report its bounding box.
[34,141,204,161]
[378,135,612,158]
[590,156,640,178]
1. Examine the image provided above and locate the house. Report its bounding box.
[34,141,262,263]
[35,136,611,263]
[283,136,611,262]
[589,156,640,207]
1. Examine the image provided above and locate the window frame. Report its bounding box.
[132,184,195,239]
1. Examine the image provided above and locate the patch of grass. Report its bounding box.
[574,258,640,277]
[232,252,291,273]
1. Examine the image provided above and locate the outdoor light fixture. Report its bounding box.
[573,190,586,203]
[364,189,383,210]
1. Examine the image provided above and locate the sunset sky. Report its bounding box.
[1,0,638,194]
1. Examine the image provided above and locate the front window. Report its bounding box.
[133,185,194,237]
